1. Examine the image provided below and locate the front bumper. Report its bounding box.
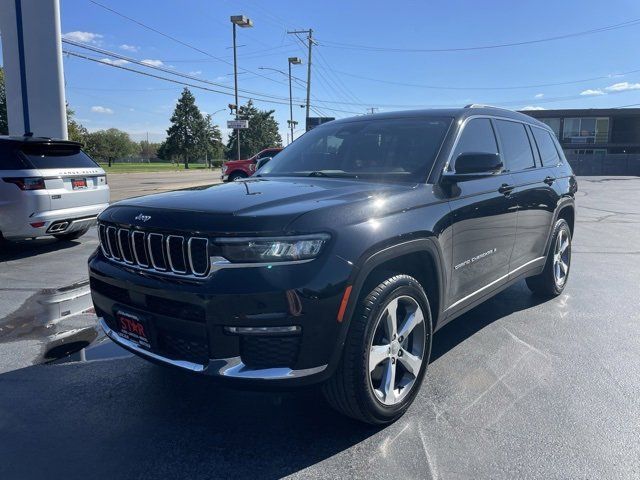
[89,249,352,386]
[100,318,327,379]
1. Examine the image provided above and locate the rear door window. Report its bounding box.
[531,127,561,167]
[495,120,535,172]
[19,144,99,169]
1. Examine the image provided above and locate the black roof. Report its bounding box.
[327,105,549,129]
[520,107,640,118]
[0,135,82,147]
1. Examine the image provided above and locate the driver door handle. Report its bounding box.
[544,176,556,186]
[498,183,515,195]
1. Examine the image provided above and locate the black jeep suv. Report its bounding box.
[89,105,576,424]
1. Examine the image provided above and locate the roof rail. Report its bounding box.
[464,103,513,112]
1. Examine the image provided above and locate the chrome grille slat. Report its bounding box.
[131,231,149,267]
[117,229,134,264]
[166,235,187,274]
[106,226,121,260]
[97,223,211,279]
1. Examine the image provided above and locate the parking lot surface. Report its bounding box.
[1,177,639,479]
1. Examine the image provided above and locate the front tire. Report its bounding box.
[228,171,248,182]
[526,219,572,296]
[323,274,432,425]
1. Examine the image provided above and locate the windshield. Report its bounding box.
[258,116,452,181]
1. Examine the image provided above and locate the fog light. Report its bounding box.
[30,222,45,228]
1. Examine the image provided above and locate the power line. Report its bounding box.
[317,17,640,53]
[314,64,640,91]
[64,50,363,115]
[87,0,289,88]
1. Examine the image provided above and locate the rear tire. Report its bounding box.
[54,226,90,241]
[526,219,572,297]
[228,171,248,182]
[323,274,432,425]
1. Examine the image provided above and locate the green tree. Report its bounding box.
[225,100,282,160]
[161,88,206,169]
[0,67,8,135]
[202,114,224,166]
[66,105,88,143]
[85,128,138,167]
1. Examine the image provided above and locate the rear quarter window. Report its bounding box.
[19,144,99,169]
[531,127,561,167]
[0,144,30,170]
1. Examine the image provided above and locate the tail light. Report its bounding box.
[3,177,46,190]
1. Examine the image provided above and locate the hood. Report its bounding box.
[99,177,416,235]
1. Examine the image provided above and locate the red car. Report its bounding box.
[221,147,283,182]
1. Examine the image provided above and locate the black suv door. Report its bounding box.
[446,118,518,312]
[494,120,558,273]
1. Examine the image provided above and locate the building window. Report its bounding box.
[563,117,609,144]
[569,149,607,155]
[538,118,561,138]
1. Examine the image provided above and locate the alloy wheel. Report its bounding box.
[553,229,571,287]
[368,295,426,406]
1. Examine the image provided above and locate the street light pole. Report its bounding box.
[230,15,253,160]
[288,57,302,144]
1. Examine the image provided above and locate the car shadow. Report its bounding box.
[431,280,549,362]
[0,280,550,480]
[0,357,381,479]
[0,236,85,262]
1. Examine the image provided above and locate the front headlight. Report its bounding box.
[214,234,330,263]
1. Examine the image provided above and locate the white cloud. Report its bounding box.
[62,31,103,44]
[521,105,546,111]
[91,106,114,114]
[534,93,544,99]
[580,89,605,96]
[100,58,130,66]
[605,82,640,92]
[189,70,202,76]
[119,44,139,52]
[141,59,164,67]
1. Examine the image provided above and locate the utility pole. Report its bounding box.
[367,107,379,115]
[287,29,315,128]
[230,15,253,160]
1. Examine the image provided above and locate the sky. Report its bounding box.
[5,0,640,142]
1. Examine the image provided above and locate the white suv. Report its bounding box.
[0,136,109,242]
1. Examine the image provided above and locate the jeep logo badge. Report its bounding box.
[134,213,151,222]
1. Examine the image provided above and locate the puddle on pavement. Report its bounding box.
[0,279,131,374]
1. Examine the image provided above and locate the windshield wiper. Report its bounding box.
[307,170,358,178]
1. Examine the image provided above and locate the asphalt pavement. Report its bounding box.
[1,176,639,479]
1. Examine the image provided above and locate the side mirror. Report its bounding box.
[442,152,503,182]
[256,157,272,170]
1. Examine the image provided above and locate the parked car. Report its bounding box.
[89,105,576,424]
[221,147,283,181]
[0,136,109,242]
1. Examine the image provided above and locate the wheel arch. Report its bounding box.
[543,197,575,256]
[342,237,446,336]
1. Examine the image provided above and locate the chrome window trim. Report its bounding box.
[131,230,149,267]
[187,237,209,277]
[166,235,187,274]
[117,228,134,264]
[147,233,167,271]
[442,114,556,174]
